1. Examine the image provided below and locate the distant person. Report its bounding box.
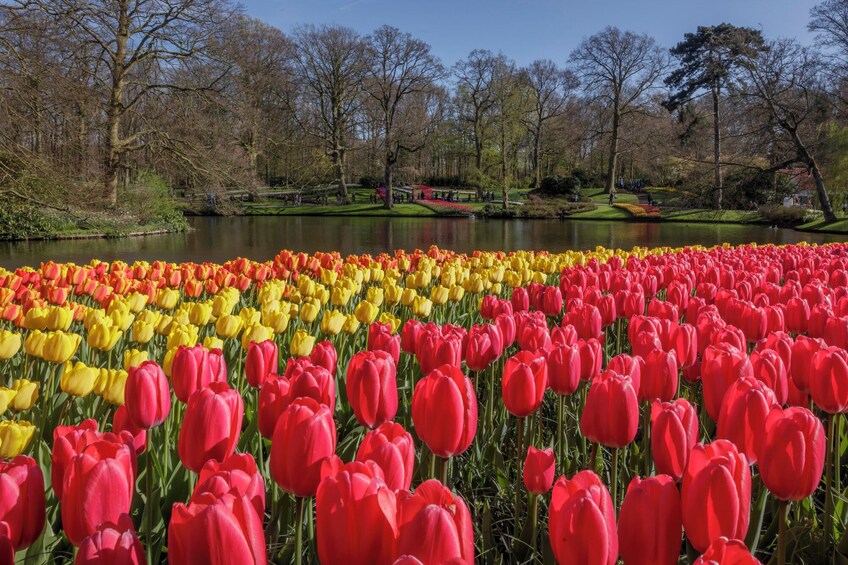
[608,192,615,206]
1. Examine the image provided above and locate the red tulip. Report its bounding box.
[169,491,267,565]
[124,361,171,429]
[651,399,698,481]
[258,374,291,439]
[749,349,788,405]
[51,420,99,500]
[510,287,530,312]
[310,340,338,376]
[465,324,503,372]
[171,345,226,403]
[541,286,563,316]
[811,346,848,413]
[681,440,751,552]
[701,343,753,421]
[523,446,555,495]
[671,323,697,368]
[178,382,244,473]
[517,316,551,352]
[270,398,337,497]
[401,319,423,354]
[549,470,617,565]
[316,460,398,565]
[193,454,266,520]
[502,351,548,417]
[581,370,639,448]
[112,405,147,455]
[75,515,144,565]
[417,330,463,375]
[346,350,398,429]
[693,537,761,565]
[789,335,823,393]
[716,375,778,464]
[62,438,136,546]
[640,349,678,402]
[785,297,810,334]
[411,365,477,458]
[597,294,616,327]
[618,475,682,565]
[289,363,336,411]
[368,322,401,364]
[495,312,517,348]
[568,303,603,340]
[245,340,278,388]
[547,343,581,396]
[578,338,603,381]
[0,455,46,550]
[356,422,415,491]
[396,479,474,564]
[552,324,579,347]
[758,406,825,501]
[631,331,661,360]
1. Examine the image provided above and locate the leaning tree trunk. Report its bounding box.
[605,107,620,195]
[533,125,543,190]
[793,131,835,222]
[474,118,485,199]
[383,152,393,210]
[712,82,723,210]
[335,148,348,202]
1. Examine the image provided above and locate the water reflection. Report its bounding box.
[1,216,846,269]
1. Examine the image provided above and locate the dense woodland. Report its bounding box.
[2,0,848,222]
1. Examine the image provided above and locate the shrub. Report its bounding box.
[758,204,809,225]
[538,175,581,196]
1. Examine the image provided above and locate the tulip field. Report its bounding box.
[2,243,848,563]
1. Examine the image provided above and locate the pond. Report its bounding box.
[1,216,846,269]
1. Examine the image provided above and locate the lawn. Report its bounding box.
[569,205,632,219]
[659,208,763,223]
[797,217,848,233]
[243,202,437,217]
[580,188,639,205]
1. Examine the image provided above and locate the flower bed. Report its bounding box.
[0,242,845,563]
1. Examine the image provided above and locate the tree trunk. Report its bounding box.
[712,82,723,210]
[103,1,129,207]
[474,117,484,198]
[533,126,542,189]
[605,107,620,195]
[383,155,393,210]
[793,131,835,222]
[334,148,349,202]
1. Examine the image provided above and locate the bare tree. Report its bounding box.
[9,0,233,206]
[570,26,668,194]
[524,59,578,189]
[454,49,505,196]
[365,25,444,209]
[291,25,366,201]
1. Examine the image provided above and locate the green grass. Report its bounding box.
[579,188,639,205]
[660,208,763,223]
[243,202,437,217]
[570,206,632,219]
[797,217,848,233]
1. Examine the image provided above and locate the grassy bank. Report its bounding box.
[242,202,438,217]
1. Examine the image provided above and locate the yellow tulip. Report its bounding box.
[42,331,82,363]
[290,329,316,357]
[331,286,352,307]
[24,330,46,358]
[299,301,320,323]
[258,282,283,303]
[448,285,465,302]
[430,286,449,306]
[0,330,22,359]
[400,288,417,307]
[123,349,149,371]
[136,309,161,327]
[216,314,243,339]
[171,309,191,327]
[60,361,99,397]
[10,379,38,411]
[109,309,135,332]
[298,275,317,297]
[0,420,35,458]
[155,315,174,336]
[531,271,547,284]
[384,284,402,306]
[212,294,236,318]
[22,307,49,331]
[162,347,178,377]
[46,306,73,331]
[320,309,346,336]
[0,388,16,413]
[315,287,330,306]
[492,283,503,295]
[412,296,433,318]
[83,308,108,331]
[87,321,122,352]
[242,324,273,349]
[203,336,224,350]
[131,320,155,344]
[263,310,290,333]
[320,269,338,287]
[155,288,180,310]
[167,324,199,350]
[366,286,384,307]
[353,300,379,325]
[239,308,261,327]
[467,276,485,294]
[377,312,401,333]
[188,302,213,326]
[94,369,128,405]
[342,314,360,335]
[125,292,148,313]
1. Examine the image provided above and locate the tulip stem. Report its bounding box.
[145,432,155,564]
[611,447,619,508]
[295,496,305,565]
[777,500,789,565]
[515,417,524,533]
[825,413,836,558]
[642,403,651,476]
[430,449,437,479]
[556,394,565,474]
[589,442,598,471]
[440,456,449,485]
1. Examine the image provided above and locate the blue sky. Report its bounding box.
[238,0,818,67]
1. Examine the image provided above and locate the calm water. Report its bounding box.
[1,216,846,269]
